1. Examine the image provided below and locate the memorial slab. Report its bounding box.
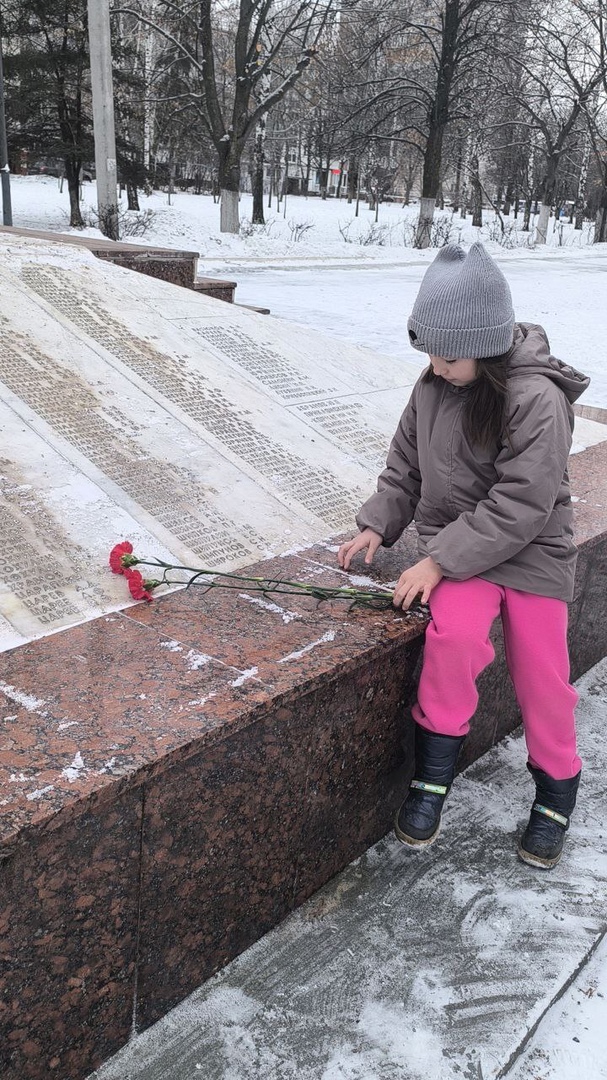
[1,233,605,647]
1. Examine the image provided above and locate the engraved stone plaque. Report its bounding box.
[0,235,604,646]
[0,238,422,645]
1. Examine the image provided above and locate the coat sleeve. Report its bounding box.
[355,384,421,546]
[425,380,573,579]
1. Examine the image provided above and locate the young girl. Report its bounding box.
[338,242,589,870]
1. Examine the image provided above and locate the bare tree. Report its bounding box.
[497,1,607,244]
[4,0,92,226]
[117,1,347,232]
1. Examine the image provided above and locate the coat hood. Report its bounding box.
[509,323,590,404]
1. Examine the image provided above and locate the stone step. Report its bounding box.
[235,301,271,315]
[0,225,240,304]
[573,402,607,426]
[193,277,237,302]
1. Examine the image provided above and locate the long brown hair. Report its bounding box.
[423,351,512,450]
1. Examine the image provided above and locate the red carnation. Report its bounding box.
[124,568,158,603]
[109,541,136,574]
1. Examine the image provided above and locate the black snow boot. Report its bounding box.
[518,764,581,870]
[394,727,466,847]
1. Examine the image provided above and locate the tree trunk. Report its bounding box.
[252,121,265,225]
[594,204,607,243]
[470,154,483,227]
[416,197,436,248]
[347,158,357,204]
[594,171,607,242]
[575,140,590,230]
[127,179,139,211]
[522,196,532,231]
[535,160,558,245]
[415,0,457,247]
[219,151,241,233]
[459,185,468,219]
[142,34,156,178]
[452,155,462,212]
[65,157,84,227]
[416,124,444,246]
[304,148,311,197]
[535,203,551,244]
[220,189,239,233]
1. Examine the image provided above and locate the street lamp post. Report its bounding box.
[87,0,119,240]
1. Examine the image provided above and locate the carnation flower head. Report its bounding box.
[109,541,137,574]
[124,568,159,603]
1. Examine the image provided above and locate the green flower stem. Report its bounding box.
[133,558,392,598]
[128,557,403,609]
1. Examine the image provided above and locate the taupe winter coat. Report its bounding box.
[356,324,590,601]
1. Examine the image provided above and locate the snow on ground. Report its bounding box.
[7,176,607,407]
[508,931,607,1079]
[7,174,601,262]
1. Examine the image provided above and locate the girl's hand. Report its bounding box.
[338,528,383,571]
[393,557,443,609]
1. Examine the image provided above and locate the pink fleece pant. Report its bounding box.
[412,578,581,779]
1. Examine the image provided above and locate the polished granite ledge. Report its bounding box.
[0,533,427,1079]
[2,441,607,1079]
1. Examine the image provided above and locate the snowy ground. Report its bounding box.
[7,175,607,407]
[8,174,597,260]
[228,260,607,409]
[509,932,607,1080]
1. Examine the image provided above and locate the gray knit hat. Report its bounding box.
[407,242,515,359]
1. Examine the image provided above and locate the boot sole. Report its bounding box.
[517,843,562,870]
[394,820,440,848]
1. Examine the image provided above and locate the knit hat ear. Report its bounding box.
[407,242,515,359]
[430,243,466,265]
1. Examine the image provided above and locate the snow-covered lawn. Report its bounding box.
[7,176,607,408]
[226,260,607,410]
[6,173,601,260]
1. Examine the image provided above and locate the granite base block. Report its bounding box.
[0,786,142,1080]
[0,540,427,1078]
[1,443,607,1078]
[135,636,423,1030]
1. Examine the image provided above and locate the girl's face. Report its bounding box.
[429,355,478,386]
